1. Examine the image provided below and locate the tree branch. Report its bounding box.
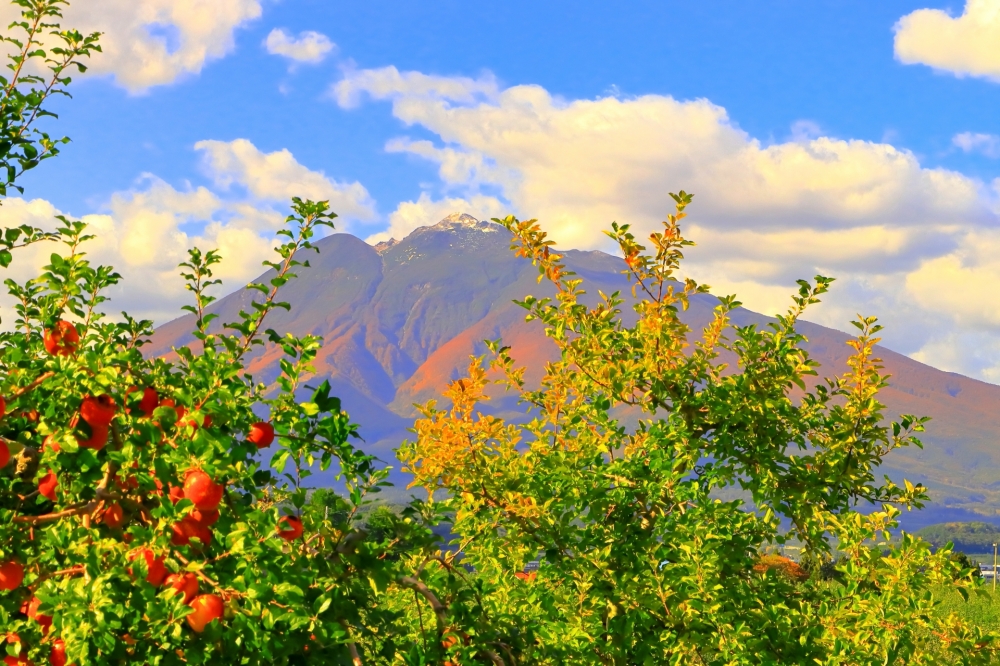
[9,370,54,399]
[398,575,447,635]
[13,500,97,524]
[339,620,364,666]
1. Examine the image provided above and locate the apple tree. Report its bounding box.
[0,4,438,665]
[392,194,1000,664]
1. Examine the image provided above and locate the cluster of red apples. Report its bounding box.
[0,322,306,663]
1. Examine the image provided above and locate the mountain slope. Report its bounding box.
[148,213,1000,529]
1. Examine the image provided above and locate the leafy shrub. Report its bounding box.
[950,551,984,580]
[394,198,998,663]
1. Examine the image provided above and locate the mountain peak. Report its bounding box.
[374,238,398,255]
[434,212,482,229]
[425,212,501,234]
[397,212,501,245]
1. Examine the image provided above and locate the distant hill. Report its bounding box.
[915,522,1000,554]
[148,213,1000,530]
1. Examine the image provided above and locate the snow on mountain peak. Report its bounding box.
[433,212,487,229]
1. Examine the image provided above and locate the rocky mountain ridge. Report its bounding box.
[148,213,1000,529]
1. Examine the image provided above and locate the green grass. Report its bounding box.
[933,583,1000,631]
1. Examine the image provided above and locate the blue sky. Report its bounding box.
[6,0,1000,381]
[29,1,1000,209]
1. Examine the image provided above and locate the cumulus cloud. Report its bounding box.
[194,139,377,223]
[264,28,335,63]
[954,131,1000,158]
[894,0,1000,81]
[906,225,1000,329]
[0,139,376,325]
[336,70,986,248]
[0,182,279,325]
[0,0,262,92]
[335,64,1000,378]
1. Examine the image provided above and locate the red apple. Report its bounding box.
[41,435,59,454]
[165,572,199,604]
[100,503,125,529]
[38,471,57,501]
[25,596,52,633]
[77,423,108,451]
[115,472,138,493]
[0,395,6,419]
[169,521,189,546]
[276,515,303,541]
[248,422,274,449]
[80,395,115,428]
[189,508,219,527]
[159,399,187,422]
[0,561,24,591]
[3,655,32,666]
[43,321,79,356]
[138,387,158,418]
[0,440,9,469]
[183,470,223,511]
[186,594,223,633]
[128,549,166,586]
[170,517,212,547]
[49,639,67,666]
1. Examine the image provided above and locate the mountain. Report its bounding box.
[148,213,1000,530]
[914,522,1000,555]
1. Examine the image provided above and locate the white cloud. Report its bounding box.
[0,0,262,92]
[954,131,1000,158]
[194,139,377,223]
[894,0,1000,81]
[335,65,1000,378]
[336,71,987,247]
[0,182,278,325]
[0,139,377,325]
[385,138,504,187]
[906,225,1000,329]
[264,28,335,64]
[789,120,823,142]
[333,65,498,109]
